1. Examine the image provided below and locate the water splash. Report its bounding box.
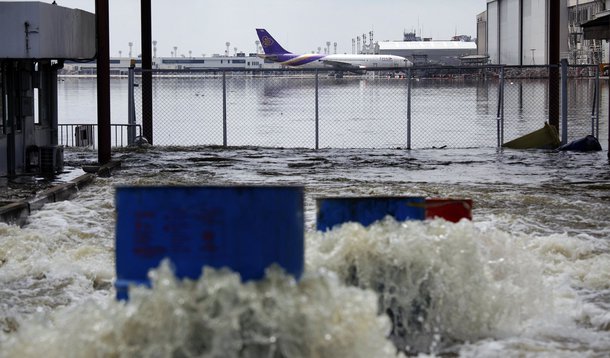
[4,262,399,358]
[307,217,554,354]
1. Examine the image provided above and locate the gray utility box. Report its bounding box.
[0,2,95,59]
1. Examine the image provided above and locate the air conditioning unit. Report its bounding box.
[40,146,64,174]
[75,125,93,147]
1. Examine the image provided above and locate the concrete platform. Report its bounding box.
[0,161,120,226]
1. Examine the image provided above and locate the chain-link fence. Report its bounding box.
[130,65,602,149]
[501,64,602,146]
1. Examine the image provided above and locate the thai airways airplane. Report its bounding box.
[256,29,412,72]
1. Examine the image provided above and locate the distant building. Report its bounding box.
[567,0,609,64]
[62,54,273,75]
[482,0,608,65]
[378,41,477,66]
[452,35,473,42]
[403,31,422,42]
[477,11,488,56]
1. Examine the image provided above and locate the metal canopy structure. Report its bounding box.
[580,12,610,158]
[581,12,610,40]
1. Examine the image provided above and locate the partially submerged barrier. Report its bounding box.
[316,197,426,231]
[425,198,472,222]
[114,185,304,300]
[0,173,96,226]
[316,197,472,230]
[115,190,472,300]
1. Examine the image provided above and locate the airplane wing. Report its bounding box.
[321,59,366,70]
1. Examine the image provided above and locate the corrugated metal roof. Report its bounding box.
[378,41,477,51]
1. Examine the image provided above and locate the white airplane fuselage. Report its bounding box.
[256,29,412,71]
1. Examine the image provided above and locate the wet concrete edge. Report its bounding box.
[0,161,121,227]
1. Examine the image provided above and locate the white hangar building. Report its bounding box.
[378,41,478,66]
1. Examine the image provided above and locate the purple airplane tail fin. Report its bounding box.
[256,29,291,55]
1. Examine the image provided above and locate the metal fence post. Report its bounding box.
[497,66,505,147]
[561,59,568,145]
[223,71,227,147]
[501,68,505,145]
[407,68,412,150]
[593,65,600,137]
[127,64,136,145]
[315,69,319,150]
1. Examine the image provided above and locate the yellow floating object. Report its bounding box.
[502,122,561,149]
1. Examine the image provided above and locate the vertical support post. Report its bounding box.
[49,61,61,146]
[501,67,505,145]
[222,71,227,147]
[594,65,600,137]
[141,0,153,145]
[95,0,111,164]
[315,69,319,150]
[561,59,568,145]
[497,66,505,147]
[407,68,412,150]
[127,63,136,144]
[5,63,16,176]
[548,0,560,130]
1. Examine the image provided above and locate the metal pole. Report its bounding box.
[315,69,319,150]
[127,63,135,144]
[95,0,111,164]
[497,66,505,147]
[592,65,599,137]
[407,68,412,150]
[561,59,568,145]
[223,71,227,147]
[141,0,153,145]
[501,67,505,145]
[548,0,560,130]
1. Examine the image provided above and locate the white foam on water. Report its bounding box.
[306,217,610,355]
[0,182,116,341]
[3,262,400,358]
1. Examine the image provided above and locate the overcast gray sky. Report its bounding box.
[6,0,485,57]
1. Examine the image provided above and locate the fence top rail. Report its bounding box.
[120,64,600,75]
[59,123,142,127]
[131,64,596,74]
[133,65,515,75]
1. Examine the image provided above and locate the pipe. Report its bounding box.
[548,0,560,130]
[141,0,153,144]
[95,0,111,164]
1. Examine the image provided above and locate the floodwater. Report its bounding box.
[56,75,609,149]
[1,77,610,357]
